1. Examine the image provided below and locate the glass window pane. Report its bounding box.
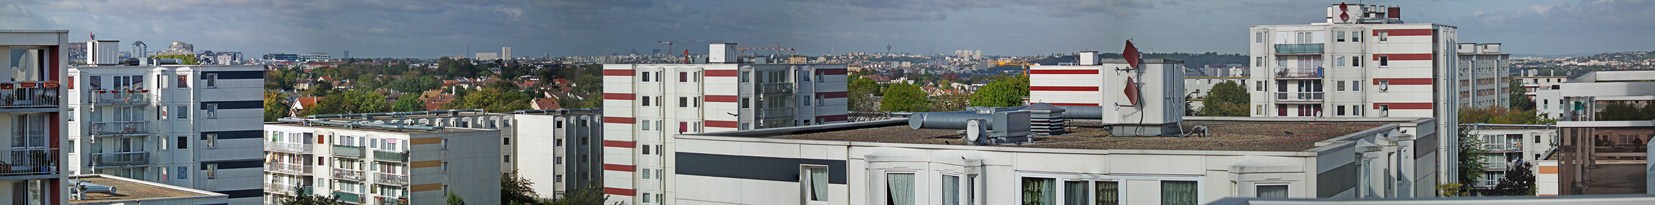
[808,167,828,202]
[1022,178,1055,205]
[1096,181,1119,205]
[943,175,960,205]
[887,173,915,205]
[1257,185,1289,198]
[1063,181,1086,205]
[1161,181,1198,205]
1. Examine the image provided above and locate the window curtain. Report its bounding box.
[1257,185,1289,198]
[1161,181,1198,205]
[887,173,915,205]
[810,168,828,201]
[1063,181,1087,205]
[1022,178,1055,205]
[1096,181,1119,205]
[942,175,960,205]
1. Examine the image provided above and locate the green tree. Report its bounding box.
[1596,102,1655,121]
[543,185,609,205]
[1460,107,1553,124]
[502,171,539,205]
[393,94,424,112]
[278,189,348,205]
[341,90,389,113]
[1456,128,1488,195]
[1509,79,1534,110]
[932,91,970,111]
[969,74,1029,107]
[1492,162,1536,196]
[264,91,289,122]
[447,191,466,205]
[1198,81,1250,116]
[449,87,531,112]
[879,83,930,112]
[150,53,197,65]
[848,78,882,112]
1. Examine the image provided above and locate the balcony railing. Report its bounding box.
[376,172,409,186]
[0,147,58,177]
[758,83,794,93]
[373,150,406,162]
[0,82,60,110]
[1482,144,1521,152]
[757,107,795,119]
[1274,43,1324,55]
[92,152,148,166]
[265,142,313,153]
[332,145,365,158]
[90,121,148,136]
[1274,92,1325,102]
[373,195,409,205]
[334,169,365,181]
[91,90,150,106]
[333,191,364,203]
[265,163,312,175]
[1274,67,1324,78]
[265,184,312,195]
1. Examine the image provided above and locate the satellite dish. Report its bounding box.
[965,119,981,143]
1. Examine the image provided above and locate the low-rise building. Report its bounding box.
[69,174,228,205]
[1460,124,1556,189]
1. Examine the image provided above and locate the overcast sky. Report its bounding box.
[4,0,1651,58]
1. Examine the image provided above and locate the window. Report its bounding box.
[555,157,563,164]
[177,166,189,179]
[1255,57,1263,67]
[655,71,663,82]
[1378,31,1389,41]
[679,72,688,82]
[1337,106,1346,116]
[1337,81,1346,91]
[1255,32,1264,43]
[803,166,828,202]
[642,168,651,179]
[803,96,811,105]
[1336,56,1346,66]
[1379,56,1389,67]
[1352,31,1361,42]
[1352,81,1361,91]
[204,73,218,88]
[679,97,688,107]
[177,74,189,88]
[1022,177,1055,205]
[642,145,651,155]
[206,164,218,179]
[204,104,218,119]
[177,105,189,119]
[941,175,960,205]
[887,173,916,205]
[1096,181,1120,205]
[643,193,652,203]
[641,72,651,82]
[1352,105,1362,116]
[1336,32,1346,42]
[1161,181,1198,205]
[555,139,563,146]
[641,96,651,106]
[1064,181,1086,205]
[740,98,750,108]
[1255,81,1264,91]
[1257,185,1289,198]
[205,134,217,149]
[1353,56,1362,67]
[177,136,189,149]
[641,120,652,130]
[740,71,750,82]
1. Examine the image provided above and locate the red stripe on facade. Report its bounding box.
[817,91,848,98]
[705,95,740,102]
[602,93,635,100]
[1044,103,1100,106]
[603,164,636,172]
[706,120,740,128]
[602,69,634,76]
[602,140,635,148]
[815,68,848,75]
[1373,29,1433,36]
[1373,53,1433,61]
[1374,102,1433,109]
[1372,78,1434,85]
[706,70,739,77]
[817,114,849,122]
[1030,86,1099,91]
[605,188,637,196]
[1030,70,1099,75]
[602,117,635,124]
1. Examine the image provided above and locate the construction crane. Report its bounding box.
[996,59,1036,75]
[658,40,707,63]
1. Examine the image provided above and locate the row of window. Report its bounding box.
[1253,31,1369,44]
[71,73,216,90]
[68,104,220,122]
[639,71,702,83]
[639,96,701,108]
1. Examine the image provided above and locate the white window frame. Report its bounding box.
[1255,184,1290,198]
[203,73,218,88]
[204,104,218,119]
[801,165,830,204]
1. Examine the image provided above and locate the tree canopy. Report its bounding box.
[880,83,930,112]
[848,77,882,112]
[1508,79,1534,110]
[1596,102,1655,121]
[264,91,289,122]
[1460,107,1553,124]
[969,74,1028,107]
[1198,81,1249,116]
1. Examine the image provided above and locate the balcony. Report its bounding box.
[373,195,409,205]
[265,184,312,195]
[92,152,148,166]
[1273,92,1325,103]
[91,90,150,106]
[1482,143,1521,153]
[266,142,314,153]
[0,82,60,112]
[376,172,409,186]
[758,83,794,94]
[1273,67,1324,79]
[332,145,365,158]
[757,107,796,119]
[334,168,365,181]
[333,191,364,203]
[373,150,406,162]
[90,121,148,136]
[265,163,312,175]
[1273,43,1324,55]
[0,147,58,178]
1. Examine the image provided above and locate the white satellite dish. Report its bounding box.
[965,119,981,143]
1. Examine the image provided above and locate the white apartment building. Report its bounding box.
[602,43,849,204]
[0,30,70,205]
[65,65,266,204]
[264,120,502,205]
[1456,43,1509,109]
[1247,3,1462,184]
[1522,70,1571,119]
[1460,124,1555,189]
[513,109,604,198]
[673,117,1439,205]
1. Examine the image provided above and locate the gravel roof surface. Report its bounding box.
[770,120,1385,151]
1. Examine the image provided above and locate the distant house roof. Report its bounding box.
[295,97,320,109]
[531,98,561,110]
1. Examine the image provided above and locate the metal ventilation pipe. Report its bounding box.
[1057,106,1103,119]
[908,111,993,130]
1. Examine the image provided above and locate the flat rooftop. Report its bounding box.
[712,119,1388,152]
[265,120,497,134]
[69,175,222,204]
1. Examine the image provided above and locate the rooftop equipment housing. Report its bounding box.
[1029,56,1186,136]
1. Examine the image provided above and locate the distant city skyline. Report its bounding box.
[7,0,1653,58]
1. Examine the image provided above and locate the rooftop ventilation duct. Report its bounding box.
[909,107,1032,145]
